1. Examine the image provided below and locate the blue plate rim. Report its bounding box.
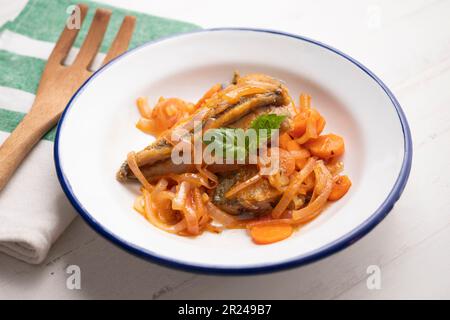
[54,27,413,275]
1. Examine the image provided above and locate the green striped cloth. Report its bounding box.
[0,0,199,264]
[0,0,199,139]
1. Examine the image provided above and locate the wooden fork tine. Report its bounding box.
[102,16,136,65]
[0,6,136,192]
[74,8,111,69]
[48,4,88,65]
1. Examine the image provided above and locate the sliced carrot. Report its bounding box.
[194,83,222,109]
[136,117,157,135]
[285,140,310,169]
[289,108,325,138]
[249,223,293,244]
[285,139,299,152]
[310,109,326,135]
[136,97,192,136]
[278,148,296,176]
[280,135,311,164]
[304,133,345,160]
[289,112,308,138]
[224,86,268,104]
[299,93,311,111]
[136,97,152,118]
[259,147,296,176]
[328,175,352,201]
[280,132,293,149]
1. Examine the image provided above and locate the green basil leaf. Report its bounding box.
[203,114,286,162]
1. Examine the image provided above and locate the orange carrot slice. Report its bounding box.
[194,83,222,109]
[279,132,292,150]
[285,139,310,169]
[289,108,325,138]
[304,133,345,160]
[249,223,294,244]
[289,112,308,138]
[328,175,352,201]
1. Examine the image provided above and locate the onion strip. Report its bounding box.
[292,162,332,223]
[172,181,190,211]
[142,189,186,233]
[169,173,215,189]
[182,191,200,235]
[271,157,316,218]
[194,187,207,224]
[295,115,318,144]
[225,174,262,199]
[127,152,153,191]
[136,97,152,118]
[196,164,218,188]
[246,218,294,228]
[206,202,240,227]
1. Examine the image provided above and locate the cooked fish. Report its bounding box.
[137,162,241,180]
[119,104,293,181]
[228,104,293,131]
[117,73,291,182]
[212,165,282,215]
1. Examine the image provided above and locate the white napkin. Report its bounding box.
[0,132,76,264]
[0,0,199,264]
[0,20,77,264]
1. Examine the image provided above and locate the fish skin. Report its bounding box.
[212,166,282,215]
[117,73,292,182]
[117,92,287,181]
[124,162,242,182]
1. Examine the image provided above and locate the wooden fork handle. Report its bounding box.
[0,106,57,191]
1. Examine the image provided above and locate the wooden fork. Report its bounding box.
[0,4,136,191]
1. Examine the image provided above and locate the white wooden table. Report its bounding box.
[0,0,449,299]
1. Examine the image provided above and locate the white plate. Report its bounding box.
[55,28,412,274]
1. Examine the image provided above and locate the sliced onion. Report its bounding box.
[154,178,168,192]
[299,93,311,110]
[295,114,318,144]
[206,202,239,227]
[268,172,290,192]
[196,164,218,188]
[136,97,152,118]
[301,117,317,143]
[225,174,261,199]
[155,191,175,201]
[292,162,332,223]
[299,173,315,194]
[224,86,269,103]
[271,157,316,218]
[194,83,222,109]
[136,117,158,135]
[133,195,145,215]
[194,188,207,224]
[310,161,326,201]
[246,218,294,228]
[182,191,200,235]
[172,181,190,211]
[142,189,186,234]
[205,223,223,233]
[148,179,176,223]
[170,173,215,189]
[327,159,344,179]
[127,152,153,191]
